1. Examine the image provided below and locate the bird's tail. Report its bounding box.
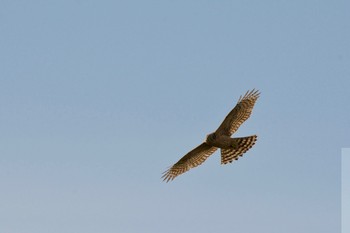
[221,135,257,164]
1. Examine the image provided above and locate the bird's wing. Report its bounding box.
[162,143,217,182]
[215,89,260,136]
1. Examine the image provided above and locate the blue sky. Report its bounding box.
[343,149,350,232]
[1,1,349,232]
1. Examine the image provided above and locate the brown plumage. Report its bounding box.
[162,89,260,182]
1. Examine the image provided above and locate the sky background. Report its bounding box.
[0,1,349,233]
[343,149,350,233]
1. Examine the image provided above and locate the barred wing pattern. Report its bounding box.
[216,89,260,136]
[221,135,257,164]
[162,143,218,182]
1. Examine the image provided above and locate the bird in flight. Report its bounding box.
[162,89,260,182]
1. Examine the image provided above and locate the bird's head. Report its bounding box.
[205,132,216,143]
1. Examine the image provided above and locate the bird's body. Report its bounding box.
[206,133,236,149]
[162,89,260,182]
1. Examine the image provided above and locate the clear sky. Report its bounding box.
[343,149,350,233]
[1,1,349,233]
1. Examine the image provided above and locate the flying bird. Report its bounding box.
[162,89,260,182]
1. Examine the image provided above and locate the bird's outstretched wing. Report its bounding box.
[215,89,260,136]
[162,143,217,182]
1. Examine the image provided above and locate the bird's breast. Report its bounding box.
[206,135,233,149]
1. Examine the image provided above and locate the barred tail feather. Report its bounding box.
[221,135,257,164]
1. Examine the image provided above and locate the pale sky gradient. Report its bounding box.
[342,149,350,233]
[1,1,349,233]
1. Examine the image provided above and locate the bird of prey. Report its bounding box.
[162,89,260,182]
